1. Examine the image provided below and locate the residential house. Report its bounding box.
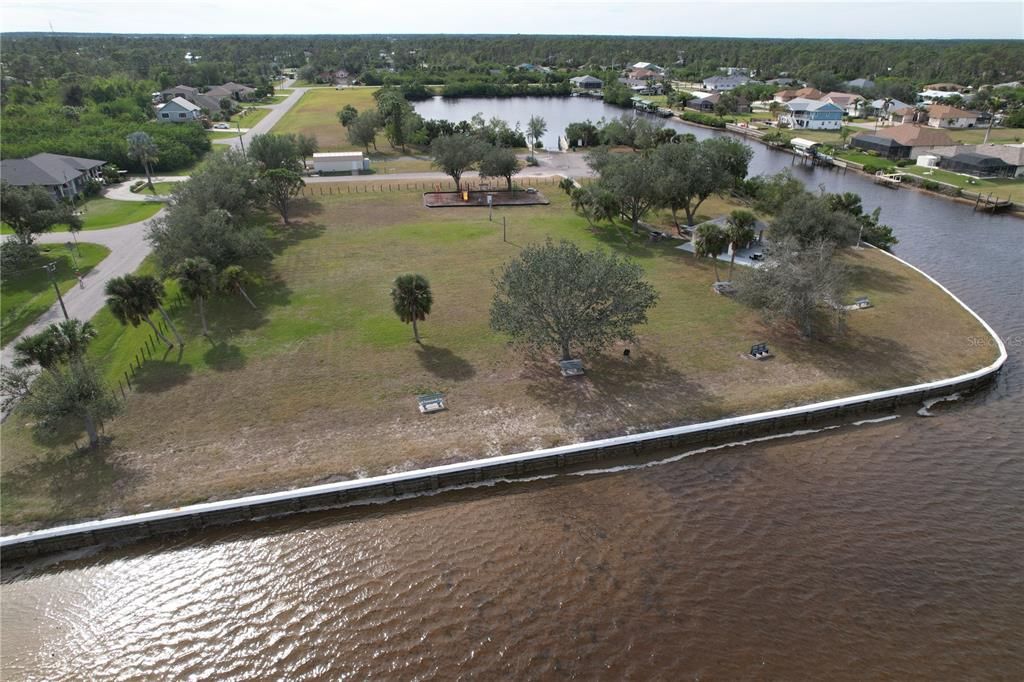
[773,87,824,103]
[569,75,603,89]
[993,80,1023,89]
[844,78,875,91]
[967,143,1024,177]
[0,152,106,201]
[917,89,965,104]
[156,96,202,123]
[850,124,954,159]
[702,74,752,92]
[618,78,664,95]
[631,62,665,75]
[687,92,750,113]
[220,82,257,100]
[922,82,968,93]
[161,84,200,102]
[764,77,804,87]
[779,98,843,130]
[938,152,1015,178]
[868,98,911,116]
[823,91,866,117]
[888,106,922,125]
[627,67,664,81]
[926,104,978,128]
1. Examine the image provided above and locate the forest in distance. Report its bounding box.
[3,33,1022,93]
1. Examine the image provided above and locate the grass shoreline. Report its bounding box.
[0,187,999,531]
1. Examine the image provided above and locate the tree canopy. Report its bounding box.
[490,239,658,361]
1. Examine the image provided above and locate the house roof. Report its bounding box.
[871,98,911,111]
[703,74,750,87]
[845,78,875,89]
[0,152,105,187]
[927,104,978,120]
[785,98,843,113]
[851,135,903,149]
[570,75,602,85]
[629,68,662,80]
[943,152,1011,168]
[972,143,1024,166]
[824,91,864,107]
[163,96,202,112]
[862,123,954,147]
[221,82,255,94]
[775,87,824,101]
[203,85,233,98]
[162,84,198,96]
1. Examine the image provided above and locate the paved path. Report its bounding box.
[214,87,310,151]
[1,212,162,373]
[102,176,187,202]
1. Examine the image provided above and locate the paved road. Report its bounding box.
[214,87,309,151]
[1,213,161,371]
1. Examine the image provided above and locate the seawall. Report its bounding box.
[0,249,1008,564]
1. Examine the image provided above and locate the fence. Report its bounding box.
[298,176,565,197]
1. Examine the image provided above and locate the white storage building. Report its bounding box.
[313,152,369,174]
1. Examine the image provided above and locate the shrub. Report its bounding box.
[680,111,727,128]
[0,241,39,276]
[922,180,941,191]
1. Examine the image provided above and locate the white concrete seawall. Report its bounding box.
[0,248,1008,563]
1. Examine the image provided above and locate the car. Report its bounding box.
[213,123,230,129]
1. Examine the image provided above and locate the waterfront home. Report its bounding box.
[938,152,1015,178]
[702,74,752,92]
[773,86,824,103]
[570,75,603,89]
[925,104,979,129]
[156,96,202,123]
[0,152,105,201]
[779,98,843,130]
[851,124,954,159]
[687,92,750,113]
[967,143,1024,177]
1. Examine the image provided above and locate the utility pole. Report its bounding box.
[237,120,246,157]
[44,262,70,320]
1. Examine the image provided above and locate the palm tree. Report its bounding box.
[51,319,98,364]
[724,210,757,280]
[126,131,159,189]
[175,257,217,337]
[390,273,433,344]
[13,328,65,374]
[694,223,730,282]
[220,265,258,310]
[105,274,176,349]
[983,96,1004,144]
[138,275,184,347]
[527,115,547,161]
[768,101,783,122]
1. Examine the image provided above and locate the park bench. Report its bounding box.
[559,359,585,377]
[417,392,447,414]
[748,343,773,360]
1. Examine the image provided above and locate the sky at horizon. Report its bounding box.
[1,0,1023,40]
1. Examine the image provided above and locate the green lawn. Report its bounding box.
[1,243,111,346]
[135,181,181,196]
[0,187,999,529]
[946,127,1024,145]
[160,146,229,176]
[273,86,383,150]
[208,130,243,140]
[233,106,272,129]
[901,167,1024,202]
[1,197,162,235]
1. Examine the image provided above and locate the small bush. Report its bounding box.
[922,180,941,191]
[680,111,727,129]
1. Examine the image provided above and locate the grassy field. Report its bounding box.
[1,243,111,346]
[946,127,1024,145]
[161,146,229,176]
[1,197,162,235]
[0,186,998,528]
[273,86,446,172]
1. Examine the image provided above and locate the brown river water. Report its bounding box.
[2,113,1023,679]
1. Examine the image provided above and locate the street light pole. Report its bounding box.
[44,262,70,320]
[237,121,246,157]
